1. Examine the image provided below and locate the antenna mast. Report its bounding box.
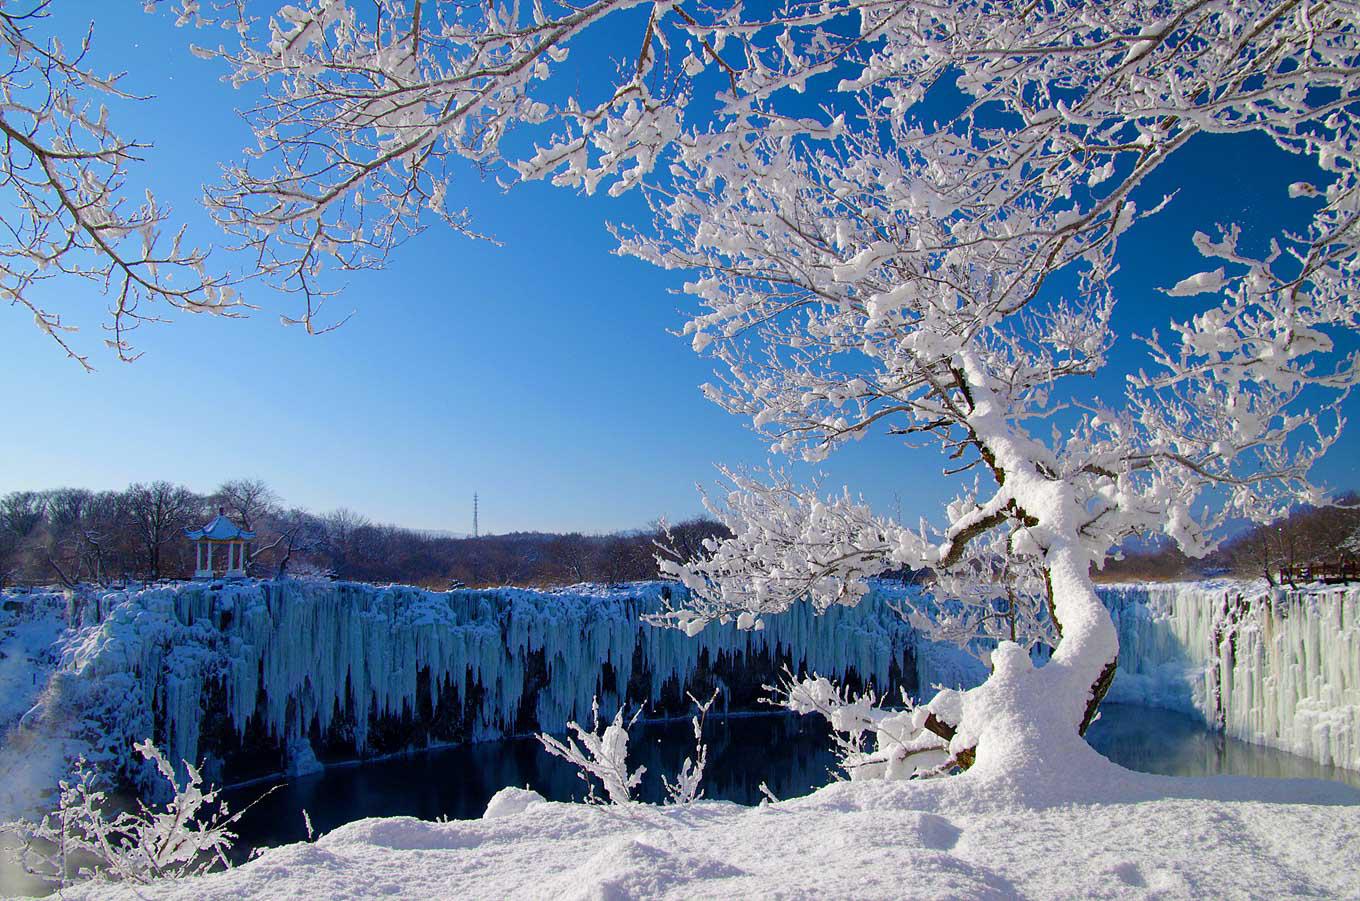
[473,493,479,539]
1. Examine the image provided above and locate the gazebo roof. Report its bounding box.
[185,512,256,542]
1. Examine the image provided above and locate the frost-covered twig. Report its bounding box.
[537,698,644,805]
[5,740,269,888]
[662,689,719,805]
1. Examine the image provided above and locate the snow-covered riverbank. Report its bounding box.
[0,579,926,812]
[6,578,1360,898]
[52,747,1360,900]
[4,577,1360,820]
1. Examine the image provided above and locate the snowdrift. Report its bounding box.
[55,754,1360,900]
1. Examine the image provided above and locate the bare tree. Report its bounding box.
[253,507,326,578]
[320,507,372,578]
[125,482,201,580]
[214,478,279,533]
[0,490,47,585]
[1,2,239,367]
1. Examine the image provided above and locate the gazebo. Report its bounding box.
[185,509,255,579]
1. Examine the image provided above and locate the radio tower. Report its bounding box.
[473,493,479,539]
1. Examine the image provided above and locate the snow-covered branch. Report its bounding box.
[537,698,645,805]
[1,3,238,367]
[661,689,718,805]
[6,740,258,888]
[771,672,954,780]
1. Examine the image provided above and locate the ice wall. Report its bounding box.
[1101,581,1360,772]
[58,579,920,780]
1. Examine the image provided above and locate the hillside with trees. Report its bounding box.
[0,480,728,590]
[1098,494,1360,585]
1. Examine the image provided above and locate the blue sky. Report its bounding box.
[3,4,1357,534]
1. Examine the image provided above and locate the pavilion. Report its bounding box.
[185,509,255,579]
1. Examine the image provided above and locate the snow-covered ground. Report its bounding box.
[55,750,1360,900]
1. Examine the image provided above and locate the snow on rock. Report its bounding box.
[35,579,920,790]
[56,755,1360,900]
[483,787,547,819]
[0,590,67,731]
[1102,581,1360,772]
[284,738,324,779]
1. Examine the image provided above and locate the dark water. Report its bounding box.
[221,704,1360,862]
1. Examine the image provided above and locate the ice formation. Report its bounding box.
[54,579,920,779]
[12,578,1359,796]
[1102,581,1360,771]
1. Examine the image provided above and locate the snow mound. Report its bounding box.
[548,835,748,900]
[484,787,547,819]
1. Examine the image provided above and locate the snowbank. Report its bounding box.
[54,753,1360,900]
[1103,581,1360,771]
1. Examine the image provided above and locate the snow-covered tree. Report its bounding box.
[631,1,1360,776]
[14,1,1360,774]
[194,0,1360,775]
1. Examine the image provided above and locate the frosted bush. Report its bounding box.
[662,690,719,806]
[6,740,261,888]
[538,699,645,805]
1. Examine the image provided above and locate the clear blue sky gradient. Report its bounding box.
[3,5,1357,534]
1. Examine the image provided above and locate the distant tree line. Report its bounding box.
[0,479,730,590]
[1098,493,1360,587]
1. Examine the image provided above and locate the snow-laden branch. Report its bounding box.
[661,689,718,805]
[770,672,956,780]
[653,467,917,633]
[5,740,262,888]
[537,698,645,805]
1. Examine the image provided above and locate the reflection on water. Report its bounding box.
[221,714,841,862]
[1086,703,1360,788]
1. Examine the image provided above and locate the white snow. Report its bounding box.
[0,591,66,731]
[5,577,1359,826]
[5,579,1360,898]
[51,753,1360,900]
[1165,267,1228,296]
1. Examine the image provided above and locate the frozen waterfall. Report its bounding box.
[57,579,921,783]
[1102,581,1360,772]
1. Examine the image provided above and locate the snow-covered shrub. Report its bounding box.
[537,700,645,805]
[7,740,258,888]
[662,690,719,805]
